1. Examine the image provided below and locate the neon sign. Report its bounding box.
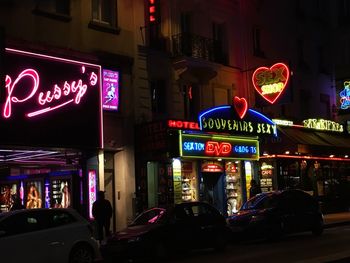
[180,133,259,160]
[4,66,98,118]
[340,81,350,110]
[168,119,200,130]
[199,102,277,137]
[233,96,248,119]
[1,48,103,148]
[102,69,119,111]
[303,119,344,132]
[88,170,97,219]
[252,63,290,104]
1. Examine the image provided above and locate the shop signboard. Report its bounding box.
[199,96,277,137]
[102,69,119,111]
[1,48,102,148]
[180,133,259,160]
[252,62,291,106]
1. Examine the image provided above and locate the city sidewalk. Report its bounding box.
[323,211,350,228]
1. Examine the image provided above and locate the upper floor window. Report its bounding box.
[150,80,167,118]
[92,0,116,27]
[33,0,70,21]
[89,0,119,34]
[337,0,350,25]
[252,27,265,57]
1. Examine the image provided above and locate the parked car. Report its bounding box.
[101,201,230,262]
[0,208,102,263]
[226,189,324,240]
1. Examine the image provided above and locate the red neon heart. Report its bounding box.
[233,96,248,119]
[252,63,290,104]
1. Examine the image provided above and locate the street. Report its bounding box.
[166,225,350,263]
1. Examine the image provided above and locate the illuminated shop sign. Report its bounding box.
[102,69,119,111]
[252,63,290,104]
[88,170,97,219]
[199,96,277,136]
[272,119,294,126]
[180,133,259,160]
[167,119,200,130]
[303,119,344,133]
[1,48,102,148]
[201,161,224,172]
[340,81,350,110]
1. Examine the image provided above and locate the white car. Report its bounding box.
[0,208,102,263]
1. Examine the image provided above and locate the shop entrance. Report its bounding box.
[200,172,225,213]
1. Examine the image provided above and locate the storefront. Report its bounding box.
[135,97,277,216]
[0,48,104,217]
[260,118,350,213]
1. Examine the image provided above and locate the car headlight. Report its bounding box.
[250,214,265,222]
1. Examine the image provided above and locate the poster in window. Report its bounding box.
[26,181,43,209]
[51,179,71,208]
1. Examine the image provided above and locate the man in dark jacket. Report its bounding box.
[92,191,113,241]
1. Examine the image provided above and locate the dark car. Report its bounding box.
[101,201,230,262]
[226,189,324,240]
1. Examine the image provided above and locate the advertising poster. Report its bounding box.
[0,183,17,212]
[51,179,71,208]
[102,69,119,111]
[25,181,43,209]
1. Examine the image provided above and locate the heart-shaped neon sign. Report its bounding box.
[252,63,290,104]
[233,96,248,119]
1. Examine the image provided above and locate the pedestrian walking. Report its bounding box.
[92,191,113,242]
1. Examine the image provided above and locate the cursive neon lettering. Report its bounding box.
[3,67,98,118]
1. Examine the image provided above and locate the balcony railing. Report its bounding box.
[172,33,227,65]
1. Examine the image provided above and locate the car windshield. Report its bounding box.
[241,193,278,210]
[130,208,167,226]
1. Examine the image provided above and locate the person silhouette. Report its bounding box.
[249,179,262,198]
[92,191,113,242]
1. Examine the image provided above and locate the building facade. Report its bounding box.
[0,0,144,230]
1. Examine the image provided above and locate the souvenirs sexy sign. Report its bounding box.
[252,63,290,104]
[199,96,277,137]
[1,48,102,148]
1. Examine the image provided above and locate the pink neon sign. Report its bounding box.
[4,65,98,118]
[88,170,97,219]
[2,48,103,149]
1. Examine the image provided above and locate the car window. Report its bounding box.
[131,208,166,225]
[48,210,77,228]
[189,203,219,217]
[0,211,47,237]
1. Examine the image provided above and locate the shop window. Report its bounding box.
[89,0,120,34]
[33,0,71,21]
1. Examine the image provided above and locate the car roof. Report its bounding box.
[0,208,83,221]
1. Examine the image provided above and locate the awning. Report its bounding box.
[262,126,350,155]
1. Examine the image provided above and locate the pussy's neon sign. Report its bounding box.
[4,65,98,118]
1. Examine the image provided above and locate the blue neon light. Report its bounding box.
[199,105,231,130]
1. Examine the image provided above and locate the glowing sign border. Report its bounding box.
[4,48,104,148]
[252,62,290,104]
[179,132,259,160]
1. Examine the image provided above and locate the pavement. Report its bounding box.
[323,211,350,228]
